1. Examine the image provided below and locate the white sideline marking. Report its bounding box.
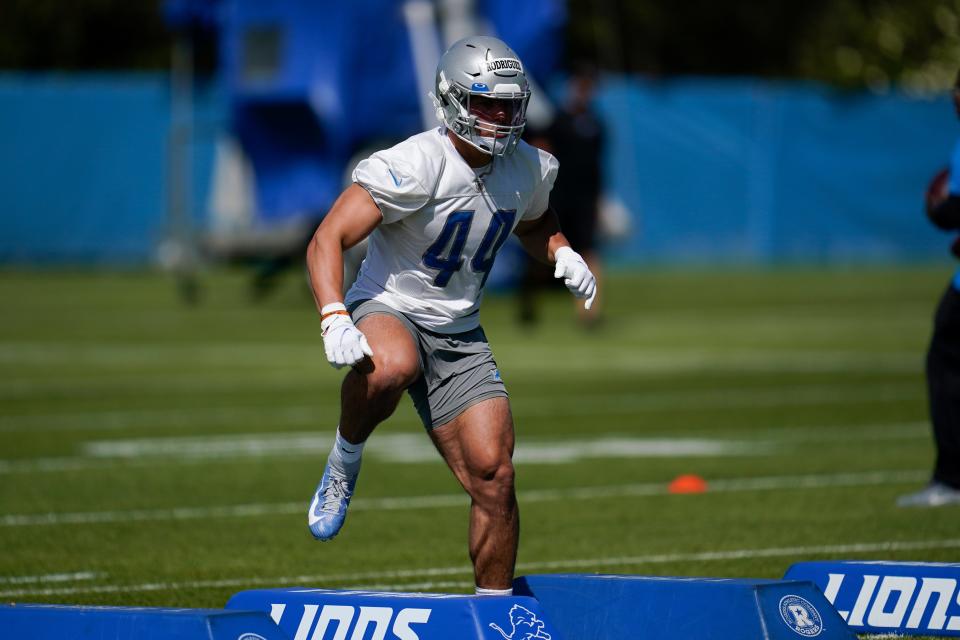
[0,382,922,433]
[0,342,920,373]
[2,538,958,599]
[0,422,928,475]
[0,469,927,528]
[0,422,930,475]
[82,433,769,463]
[344,580,475,593]
[0,342,311,366]
[0,406,323,433]
[0,571,100,585]
[0,371,314,399]
[0,348,920,399]
[505,350,922,375]
[82,422,928,462]
[755,422,927,442]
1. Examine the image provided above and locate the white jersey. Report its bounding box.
[346,127,559,333]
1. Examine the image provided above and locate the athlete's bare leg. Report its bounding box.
[338,313,421,444]
[430,397,518,590]
[308,313,422,541]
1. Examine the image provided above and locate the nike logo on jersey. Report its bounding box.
[388,168,403,187]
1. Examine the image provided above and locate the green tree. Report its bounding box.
[567,0,960,92]
[2,0,959,93]
[0,0,170,70]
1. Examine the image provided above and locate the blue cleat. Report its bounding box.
[308,464,359,541]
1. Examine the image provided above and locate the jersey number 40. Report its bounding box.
[422,209,516,287]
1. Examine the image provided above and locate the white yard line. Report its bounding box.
[0,406,326,433]
[0,421,929,475]
[0,372,315,399]
[0,571,101,585]
[0,436,765,475]
[0,349,919,400]
[0,343,920,371]
[750,422,927,442]
[0,342,311,367]
[2,538,957,599]
[0,382,922,433]
[0,469,928,528]
[81,433,770,463]
[345,580,476,593]
[348,539,960,592]
[503,351,921,375]
[516,384,921,414]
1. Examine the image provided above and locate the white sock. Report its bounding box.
[328,428,364,476]
[475,586,513,597]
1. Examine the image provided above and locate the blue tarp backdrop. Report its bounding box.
[597,77,954,264]
[0,73,954,265]
[217,0,565,224]
[0,74,219,263]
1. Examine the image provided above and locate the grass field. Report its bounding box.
[1,265,958,636]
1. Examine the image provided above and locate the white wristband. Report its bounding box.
[320,302,351,332]
[320,302,347,315]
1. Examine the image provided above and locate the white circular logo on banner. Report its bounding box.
[779,595,823,637]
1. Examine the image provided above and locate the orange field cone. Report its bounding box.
[668,474,708,494]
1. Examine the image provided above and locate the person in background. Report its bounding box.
[520,63,606,328]
[897,68,960,507]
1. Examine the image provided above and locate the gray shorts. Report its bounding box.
[349,300,508,430]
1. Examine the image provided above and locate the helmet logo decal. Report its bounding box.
[471,83,490,92]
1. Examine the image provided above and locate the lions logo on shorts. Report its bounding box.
[778,595,823,637]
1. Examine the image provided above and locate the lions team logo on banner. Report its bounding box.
[237,634,267,640]
[779,595,824,637]
[489,604,551,640]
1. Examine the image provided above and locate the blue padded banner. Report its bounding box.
[595,78,954,265]
[0,604,286,640]
[226,587,563,640]
[784,560,960,637]
[514,574,857,640]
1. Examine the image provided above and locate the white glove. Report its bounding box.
[553,246,597,310]
[320,303,373,369]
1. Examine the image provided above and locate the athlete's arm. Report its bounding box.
[307,183,382,368]
[513,207,568,263]
[307,183,382,309]
[514,208,597,309]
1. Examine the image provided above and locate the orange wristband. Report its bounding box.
[321,309,350,321]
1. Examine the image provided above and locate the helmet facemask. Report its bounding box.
[441,82,530,157]
[431,37,532,157]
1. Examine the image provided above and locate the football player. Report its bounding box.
[897,68,960,507]
[304,36,597,594]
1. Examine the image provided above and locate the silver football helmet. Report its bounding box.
[431,36,531,157]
